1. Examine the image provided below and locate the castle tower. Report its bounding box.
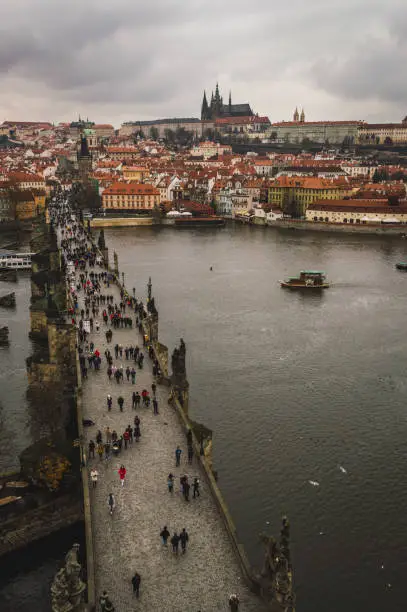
[293,107,299,122]
[77,134,92,185]
[300,108,305,123]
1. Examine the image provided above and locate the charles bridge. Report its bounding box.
[0,210,295,611]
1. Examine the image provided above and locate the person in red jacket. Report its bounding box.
[118,465,126,487]
[123,429,130,449]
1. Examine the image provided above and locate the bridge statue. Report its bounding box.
[50,543,86,612]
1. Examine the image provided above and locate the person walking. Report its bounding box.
[90,468,98,488]
[151,382,157,397]
[104,442,110,461]
[184,479,190,502]
[131,572,141,598]
[125,366,131,382]
[228,594,240,611]
[117,396,124,412]
[118,464,126,487]
[131,368,136,384]
[160,525,170,546]
[123,429,130,449]
[179,528,189,554]
[107,394,112,411]
[105,427,112,443]
[107,493,115,516]
[97,442,104,461]
[193,477,200,498]
[167,473,174,493]
[187,444,193,464]
[153,397,159,415]
[132,391,137,409]
[175,446,182,467]
[171,532,180,554]
[88,439,95,459]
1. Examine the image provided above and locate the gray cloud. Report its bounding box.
[0,0,406,124]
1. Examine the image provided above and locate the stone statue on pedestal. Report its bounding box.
[98,229,106,250]
[50,543,86,612]
[171,338,186,383]
[51,569,74,612]
[258,517,294,609]
[147,277,152,300]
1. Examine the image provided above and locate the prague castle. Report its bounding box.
[201,83,253,120]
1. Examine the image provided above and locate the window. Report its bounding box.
[343,218,348,223]
[356,218,360,224]
[349,218,354,224]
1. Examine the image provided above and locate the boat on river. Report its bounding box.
[280,270,330,289]
[396,262,407,271]
[0,252,35,270]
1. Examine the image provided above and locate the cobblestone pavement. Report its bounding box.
[73,262,265,611]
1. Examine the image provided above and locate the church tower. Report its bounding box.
[229,91,232,115]
[300,108,305,123]
[293,107,299,122]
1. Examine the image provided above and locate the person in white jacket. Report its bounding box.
[90,468,98,488]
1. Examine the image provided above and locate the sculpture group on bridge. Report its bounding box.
[50,543,86,612]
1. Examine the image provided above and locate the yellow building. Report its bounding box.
[102,182,160,211]
[122,166,150,182]
[268,176,352,216]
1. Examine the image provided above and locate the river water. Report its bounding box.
[105,223,407,612]
[1,223,407,611]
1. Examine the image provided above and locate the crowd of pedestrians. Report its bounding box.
[50,197,241,612]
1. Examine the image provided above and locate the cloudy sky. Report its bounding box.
[1,0,406,126]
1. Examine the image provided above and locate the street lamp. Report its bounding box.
[122,272,125,285]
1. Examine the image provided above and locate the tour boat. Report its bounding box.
[280,270,330,289]
[0,252,34,270]
[396,262,407,271]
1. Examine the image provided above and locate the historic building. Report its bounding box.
[268,176,352,216]
[101,182,160,211]
[201,83,253,120]
[270,119,362,145]
[306,198,407,224]
[77,135,92,184]
[358,117,407,145]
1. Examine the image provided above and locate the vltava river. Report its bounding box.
[104,222,407,612]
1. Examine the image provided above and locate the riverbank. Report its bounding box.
[251,217,407,235]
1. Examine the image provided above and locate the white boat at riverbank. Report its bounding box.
[0,252,35,270]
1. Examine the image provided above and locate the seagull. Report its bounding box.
[308,480,320,487]
[338,465,347,474]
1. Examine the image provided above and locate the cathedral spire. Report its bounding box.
[293,107,299,122]
[229,91,232,109]
[300,108,305,122]
[201,90,210,120]
[215,82,220,100]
